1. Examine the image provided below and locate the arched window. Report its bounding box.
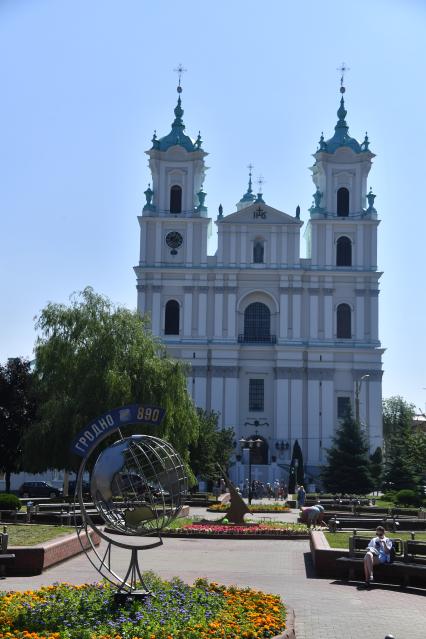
[253,241,264,263]
[336,303,351,338]
[337,187,349,216]
[170,185,182,213]
[164,300,180,335]
[244,302,270,342]
[336,236,352,266]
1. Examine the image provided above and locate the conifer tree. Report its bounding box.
[369,446,383,493]
[321,410,374,494]
[288,439,304,493]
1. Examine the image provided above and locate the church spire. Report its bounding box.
[318,63,364,155]
[151,65,203,153]
[236,164,256,210]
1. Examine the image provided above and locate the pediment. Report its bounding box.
[220,202,301,225]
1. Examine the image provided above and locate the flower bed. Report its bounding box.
[207,503,290,513]
[0,575,287,639]
[165,522,308,538]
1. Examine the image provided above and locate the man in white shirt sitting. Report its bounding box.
[364,525,393,586]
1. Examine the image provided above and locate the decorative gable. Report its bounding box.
[218,202,302,226]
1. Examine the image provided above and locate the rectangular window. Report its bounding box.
[337,396,351,420]
[249,379,264,412]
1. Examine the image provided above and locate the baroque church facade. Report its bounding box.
[134,80,383,485]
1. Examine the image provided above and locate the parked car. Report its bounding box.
[18,481,63,498]
[67,480,91,496]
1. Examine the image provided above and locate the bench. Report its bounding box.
[0,527,15,579]
[336,535,426,587]
[328,516,403,533]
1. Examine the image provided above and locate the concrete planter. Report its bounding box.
[310,530,349,578]
[162,531,310,540]
[5,529,100,576]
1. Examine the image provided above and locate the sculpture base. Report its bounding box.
[114,589,151,605]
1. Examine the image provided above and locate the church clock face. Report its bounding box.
[165,231,183,251]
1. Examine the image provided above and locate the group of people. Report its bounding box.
[240,479,289,500]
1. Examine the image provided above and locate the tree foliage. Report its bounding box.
[288,439,304,493]
[0,358,35,492]
[188,409,234,483]
[321,410,374,494]
[382,396,415,441]
[381,395,425,492]
[369,446,383,492]
[24,288,199,473]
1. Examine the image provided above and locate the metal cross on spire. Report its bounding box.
[247,162,254,176]
[337,62,350,93]
[174,63,187,93]
[257,175,266,194]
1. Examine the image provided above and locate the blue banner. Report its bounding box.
[70,404,166,458]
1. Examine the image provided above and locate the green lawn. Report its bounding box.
[372,499,395,507]
[324,531,426,548]
[4,524,75,546]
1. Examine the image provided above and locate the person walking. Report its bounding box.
[297,485,306,508]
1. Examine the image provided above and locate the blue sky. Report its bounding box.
[1,0,425,411]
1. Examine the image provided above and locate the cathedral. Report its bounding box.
[134,75,383,486]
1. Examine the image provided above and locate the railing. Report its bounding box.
[238,334,277,344]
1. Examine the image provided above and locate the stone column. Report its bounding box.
[155,224,162,265]
[370,289,379,341]
[211,372,223,426]
[279,287,289,339]
[270,227,277,266]
[323,288,333,339]
[227,288,237,339]
[151,286,161,336]
[355,288,365,340]
[309,288,319,339]
[183,286,193,337]
[307,378,320,464]
[198,286,208,337]
[214,287,224,338]
[292,285,302,339]
[356,225,363,267]
[325,224,333,267]
[136,284,145,315]
[185,222,193,266]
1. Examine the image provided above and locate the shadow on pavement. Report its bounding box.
[330,579,426,596]
[303,552,317,578]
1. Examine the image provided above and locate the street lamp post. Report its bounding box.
[355,374,370,424]
[239,437,262,504]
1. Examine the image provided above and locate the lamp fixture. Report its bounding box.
[275,440,290,451]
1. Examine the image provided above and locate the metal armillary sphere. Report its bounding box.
[71,405,187,599]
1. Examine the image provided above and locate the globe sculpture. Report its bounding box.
[71,405,187,599]
[90,435,186,535]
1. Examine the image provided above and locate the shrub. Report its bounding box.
[395,489,422,507]
[0,493,21,511]
[382,491,396,502]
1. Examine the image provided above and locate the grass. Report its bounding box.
[324,531,426,548]
[372,499,395,507]
[5,524,75,546]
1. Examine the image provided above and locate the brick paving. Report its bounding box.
[1,510,425,639]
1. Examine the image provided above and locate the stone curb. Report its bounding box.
[272,606,296,639]
[6,530,100,576]
[206,507,292,513]
[162,532,310,540]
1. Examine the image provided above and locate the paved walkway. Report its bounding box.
[3,534,425,639]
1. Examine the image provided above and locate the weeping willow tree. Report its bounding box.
[24,287,199,475]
